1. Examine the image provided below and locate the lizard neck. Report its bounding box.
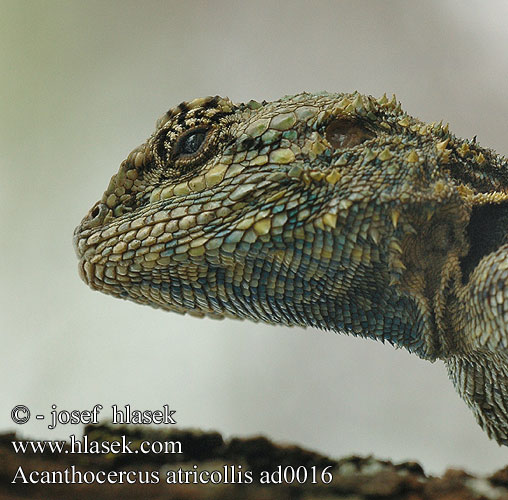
[221,220,439,359]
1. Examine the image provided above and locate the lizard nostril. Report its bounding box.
[91,205,100,219]
[88,202,107,224]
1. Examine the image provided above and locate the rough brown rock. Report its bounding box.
[1,423,507,499]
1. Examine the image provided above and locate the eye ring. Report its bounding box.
[173,127,209,159]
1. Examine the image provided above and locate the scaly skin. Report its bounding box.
[74,92,508,445]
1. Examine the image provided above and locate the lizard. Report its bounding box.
[74,91,508,446]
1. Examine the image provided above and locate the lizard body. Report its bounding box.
[74,92,508,445]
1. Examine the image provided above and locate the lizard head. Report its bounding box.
[74,92,507,357]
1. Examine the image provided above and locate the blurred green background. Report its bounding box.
[2,0,507,474]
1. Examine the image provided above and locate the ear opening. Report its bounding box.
[460,201,508,284]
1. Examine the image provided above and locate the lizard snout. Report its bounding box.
[83,201,109,228]
[72,201,108,259]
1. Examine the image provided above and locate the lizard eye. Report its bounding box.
[325,119,374,149]
[174,128,208,158]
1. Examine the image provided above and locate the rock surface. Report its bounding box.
[1,423,508,499]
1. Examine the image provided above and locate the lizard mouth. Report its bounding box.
[73,226,86,260]
[77,258,93,287]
